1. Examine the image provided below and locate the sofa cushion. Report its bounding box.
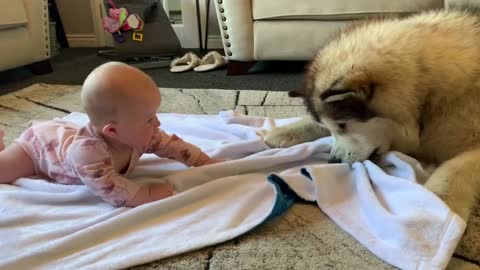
[253,0,443,20]
[0,0,28,30]
[254,20,350,60]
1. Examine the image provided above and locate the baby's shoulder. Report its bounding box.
[69,123,108,150]
[68,137,111,164]
[71,137,107,149]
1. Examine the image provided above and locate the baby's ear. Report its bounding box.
[101,122,118,137]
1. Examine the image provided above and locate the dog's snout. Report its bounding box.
[328,156,342,164]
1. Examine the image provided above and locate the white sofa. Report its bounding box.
[214,0,467,75]
[0,0,52,74]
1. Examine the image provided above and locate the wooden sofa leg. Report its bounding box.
[26,59,53,75]
[227,61,256,76]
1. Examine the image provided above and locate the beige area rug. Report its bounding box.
[0,84,478,269]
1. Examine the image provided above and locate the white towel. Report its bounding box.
[0,111,465,270]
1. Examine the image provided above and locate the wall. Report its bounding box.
[55,0,222,48]
[208,0,220,36]
[56,0,98,47]
[206,0,221,48]
[168,0,181,11]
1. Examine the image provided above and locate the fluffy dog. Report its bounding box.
[264,8,480,222]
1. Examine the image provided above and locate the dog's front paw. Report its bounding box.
[264,117,330,148]
[264,128,299,148]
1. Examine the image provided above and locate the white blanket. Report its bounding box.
[0,111,466,270]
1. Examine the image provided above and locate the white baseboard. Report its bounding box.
[207,35,224,49]
[67,34,98,47]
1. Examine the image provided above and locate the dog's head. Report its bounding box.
[291,56,393,164]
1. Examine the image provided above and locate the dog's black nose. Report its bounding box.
[328,157,342,164]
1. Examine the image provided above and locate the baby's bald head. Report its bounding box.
[81,62,160,128]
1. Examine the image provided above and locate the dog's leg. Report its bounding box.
[264,116,331,148]
[424,148,480,222]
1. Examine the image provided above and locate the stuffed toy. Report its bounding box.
[102,0,144,42]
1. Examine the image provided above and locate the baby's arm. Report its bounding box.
[146,129,222,167]
[68,139,174,207]
[126,183,175,207]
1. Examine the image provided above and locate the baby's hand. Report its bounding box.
[127,182,175,207]
[149,182,176,199]
[202,158,224,165]
[193,154,225,167]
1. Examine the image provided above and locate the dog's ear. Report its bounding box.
[320,89,356,103]
[288,90,303,97]
[320,75,374,103]
[290,61,316,98]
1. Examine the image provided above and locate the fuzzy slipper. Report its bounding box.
[193,51,228,72]
[170,52,201,73]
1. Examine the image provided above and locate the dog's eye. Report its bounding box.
[338,123,346,131]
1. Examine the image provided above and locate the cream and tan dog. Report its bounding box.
[264,9,480,222]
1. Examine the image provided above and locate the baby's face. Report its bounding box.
[115,87,161,152]
[83,62,163,151]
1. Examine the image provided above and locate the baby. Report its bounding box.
[0,62,221,207]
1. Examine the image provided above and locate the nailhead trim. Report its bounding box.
[216,0,231,56]
[43,0,50,57]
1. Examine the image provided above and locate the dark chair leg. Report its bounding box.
[227,61,256,76]
[26,59,53,75]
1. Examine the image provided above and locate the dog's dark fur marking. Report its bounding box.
[305,96,375,123]
[323,98,376,121]
[320,89,356,101]
[288,90,301,97]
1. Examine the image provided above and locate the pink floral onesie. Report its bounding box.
[14,119,209,206]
